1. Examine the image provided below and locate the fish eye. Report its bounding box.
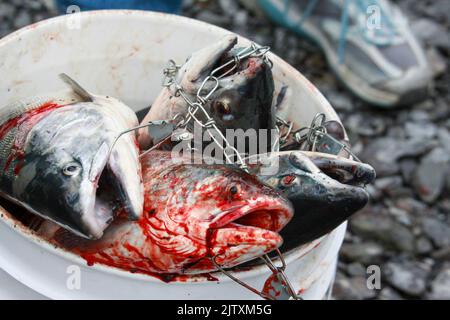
[214,101,231,115]
[280,175,296,187]
[228,185,240,196]
[63,162,81,176]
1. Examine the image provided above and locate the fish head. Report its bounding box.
[18,104,143,239]
[254,151,369,245]
[180,35,275,132]
[138,35,275,149]
[151,162,293,272]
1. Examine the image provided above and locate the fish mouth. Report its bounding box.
[191,34,265,84]
[303,151,376,186]
[281,176,369,246]
[79,141,143,240]
[207,197,293,268]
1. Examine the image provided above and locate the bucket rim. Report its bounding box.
[0,9,341,285]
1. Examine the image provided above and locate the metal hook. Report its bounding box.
[211,250,302,301]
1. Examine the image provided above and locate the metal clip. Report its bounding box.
[162,59,180,87]
[211,250,301,300]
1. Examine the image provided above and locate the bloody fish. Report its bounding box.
[36,151,293,274]
[0,74,143,239]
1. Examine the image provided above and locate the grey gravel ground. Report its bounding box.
[1,0,449,300]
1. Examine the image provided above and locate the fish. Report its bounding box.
[301,151,376,186]
[138,35,275,152]
[35,151,293,275]
[247,151,369,246]
[0,74,144,239]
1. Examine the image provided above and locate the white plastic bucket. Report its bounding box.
[0,10,346,300]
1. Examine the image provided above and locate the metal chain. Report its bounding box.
[162,42,301,300]
[162,43,272,171]
[277,113,361,162]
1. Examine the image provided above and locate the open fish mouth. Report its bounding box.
[187,34,265,84]
[210,41,265,81]
[79,141,143,240]
[207,197,293,268]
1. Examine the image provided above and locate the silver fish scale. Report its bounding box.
[0,96,55,125]
[0,129,16,185]
[0,96,58,189]
[0,90,81,128]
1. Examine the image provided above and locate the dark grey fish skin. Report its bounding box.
[138,35,275,152]
[248,151,369,246]
[0,75,143,239]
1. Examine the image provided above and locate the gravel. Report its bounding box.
[383,260,430,297]
[427,262,450,300]
[1,0,449,300]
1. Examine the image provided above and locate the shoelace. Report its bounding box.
[283,0,400,63]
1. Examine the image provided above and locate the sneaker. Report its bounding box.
[255,0,432,107]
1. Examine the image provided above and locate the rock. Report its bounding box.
[340,242,384,264]
[411,18,450,49]
[346,262,367,277]
[13,9,32,29]
[346,113,386,137]
[415,236,433,255]
[378,286,404,300]
[427,263,450,299]
[394,197,428,215]
[430,100,450,122]
[332,273,378,300]
[0,23,11,39]
[426,48,448,77]
[374,176,403,192]
[350,209,416,253]
[399,158,417,184]
[383,261,429,297]
[24,0,45,11]
[388,206,412,226]
[324,91,354,112]
[405,122,438,140]
[415,0,450,26]
[437,199,450,214]
[0,3,16,19]
[420,217,450,249]
[366,184,382,201]
[408,109,432,122]
[233,10,248,27]
[195,11,232,27]
[437,128,450,151]
[218,0,240,15]
[413,148,450,203]
[237,0,267,18]
[431,247,450,261]
[360,137,437,177]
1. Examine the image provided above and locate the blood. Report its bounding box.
[44,152,287,282]
[0,102,64,174]
[262,273,283,299]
